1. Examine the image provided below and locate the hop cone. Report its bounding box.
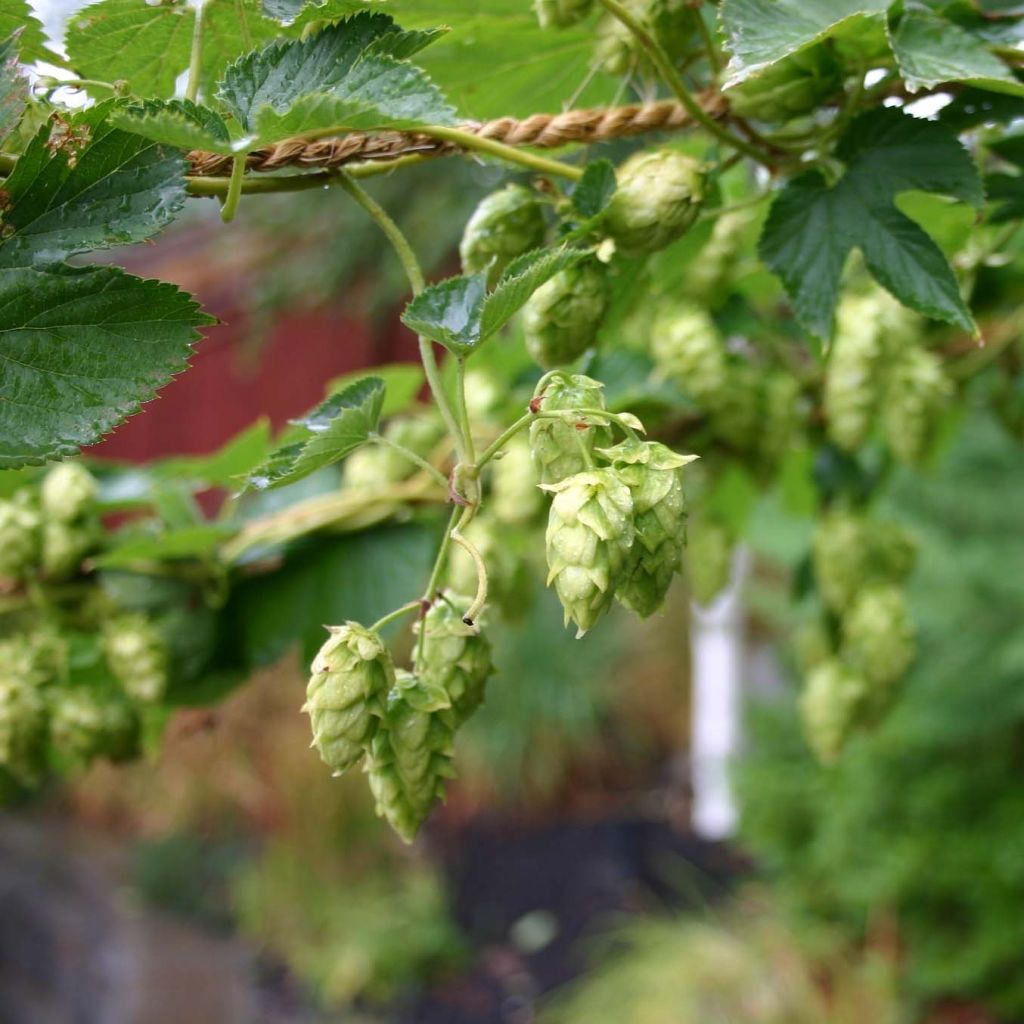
[304,622,394,775]
[726,47,841,123]
[491,433,542,525]
[367,670,455,842]
[708,361,760,450]
[535,0,592,29]
[812,510,871,613]
[0,651,47,784]
[460,185,546,287]
[0,493,40,582]
[102,614,169,704]
[602,440,697,617]
[757,372,802,470]
[41,518,100,580]
[871,521,916,584]
[794,617,833,675]
[594,0,695,74]
[604,149,704,256]
[800,659,868,765]
[686,518,734,606]
[882,347,952,465]
[529,373,613,484]
[49,688,107,764]
[523,259,609,368]
[650,301,728,404]
[841,584,916,687]
[682,211,752,307]
[40,462,98,523]
[413,595,494,725]
[542,469,634,637]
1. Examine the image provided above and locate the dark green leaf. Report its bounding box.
[939,86,1024,129]
[0,265,212,467]
[985,171,1024,222]
[571,160,617,220]
[326,362,424,416]
[759,108,982,339]
[245,376,385,491]
[0,33,26,146]
[401,274,487,354]
[110,99,234,155]
[0,103,187,267]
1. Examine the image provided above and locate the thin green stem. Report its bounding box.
[371,601,423,633]
[417,124,585,181]
[455,357,476,464]
[369,434,448,488]
[450,528,488,624]
[38,76,117,95]
[694,10,722,75]
[594,0,772,167]
[476,411,534,470]
[185,0,207,103]
[575,429,597,469]
[219,153,246,223]
[416,505,463,661]
[333,171,467,462]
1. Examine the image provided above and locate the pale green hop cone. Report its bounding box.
[841,583,916,687]
[882,346,952,465]
[49,688,108,765]
[600,440,698,618]
[460,185,546,287]
[812,510,871,613]
[41,518,100,580]
[0,662,47,784]
[40,462,98,523]
[650,301,728,404]
[102,614,169,704]
[529,373,613,485]
[367,670,455,843]
[304,622,395,775]
[800,659,869,766]
[726,46,841,123]
[542,469,635,637]
[523,259,609,369]
[0,492,41,582]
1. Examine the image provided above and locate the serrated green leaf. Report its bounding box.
[572,160,617,220]
[0,265,212,467]
[984,172,1024,222]
[0,0,67,67]
[263,0,367,25]
[245,376,385,491]
[0,102,187,267]
[111,99,234,155]
[0,34,26,146]
[95,524,235,568]
[65,0,280,101]
[326,362,424,416]
[890,8,1024,94]
[759,108,982,340]
[719,0,890,86]
[939,86,1024,130]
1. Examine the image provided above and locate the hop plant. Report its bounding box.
[413,594,494,725]
[542,468,635,637]
[529,373,614,484]
[800,659,868,765]
[523,259,609,368]
[686,518,734,606]
[726,46,842,123]
[650,301,728,404]
[40,462,98,523]
[0,493,41,582]
[303,622,395,775]
[491,433,543,525]
[882,347,952,465]
[535,0,592,29]
[602,440,697,617]
[460,185,546,287]
[841,584,916,687]
[367,670,455,842]
[812,510,871,613]
[603,149,704,256]
[102,614,169,704]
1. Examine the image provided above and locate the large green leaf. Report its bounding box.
[0,103,187,267]
[890,8,1024,95]
[401,247,588,356]
[758,108,983,340]
[719,0,890,86]
[245,376,385,491]
[111,99,235,155]
[0,0,67,67]
[0,34,25,146]
[0,265,212,467]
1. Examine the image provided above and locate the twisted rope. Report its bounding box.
[187,92,727,177]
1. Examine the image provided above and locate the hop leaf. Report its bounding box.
[542,469,635,637]
[40,462,98,523]
[800,659,869,765]
[841,583,916,687]
[303,622,395,775]
[523,259,609,369]
[882,346,953,465]
[603,149,704,256]
[0,492,40,582]
[529,373,613,485]
[102,614,169,705]
[367,670,455,842]
[460,185,547,288]
[725,46,842,123]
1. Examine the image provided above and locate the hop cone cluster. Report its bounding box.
[529,373,613,484]
[460,184,546,286]
[842,584,916,687]
[535,0,592,29]
[304,623,395,774]
[604,149,704,256]
[883,347,952,465]
[413,595,494,725]
[367,670,455,843]
[800,660,868,766]
[600,440,696,617]
[103,614,169,704]
[727,47,841,123]
[542,469,635,637]
[523,259,609,368]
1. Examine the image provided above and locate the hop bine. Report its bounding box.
[529,373,613,485]
[460,184,546,287]
[523,259,610,369]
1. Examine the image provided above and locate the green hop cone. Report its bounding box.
[529,373,613,484]
[0,492,41,582]
[800,659,868,765]
[682,210,753,308]
[367,670,454,842]
[794,617,833,675]
[49,688,108,765]
[303,622,395,775]
[757,371,803,471]
[102,614,169,704]
[650,301,728,404]
[542,468,635,637]
[871,521,917,584]
[812,510,870,613]
[0,667,47,784]
[601,440,697,618]
[41,518,100,580]
[460,185,546,287]
[841,583,916,687]
[594,0,695,74]
[603,149,704,257]
[535,0,592,29]
[726,46,841,123]
[40,462,98,523]
[708,360,761,451]
[882,347,952,465]
[686,517,734,606]
[413,594,494,725]
[491,433,543,526]
[523,259,609,369]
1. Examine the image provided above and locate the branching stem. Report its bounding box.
[368,434,449,488]
[219,154,246,223]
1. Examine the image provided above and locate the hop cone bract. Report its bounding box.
[842,584,916,687]
[460,185,546,286]
[523,259,609,368]
[529,373,613,484]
